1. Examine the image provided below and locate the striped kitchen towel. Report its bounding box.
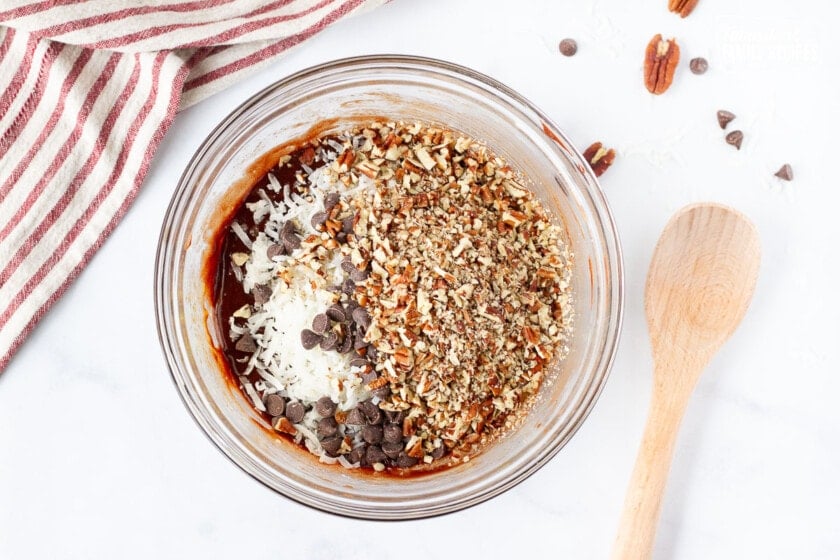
[0,0,386,372]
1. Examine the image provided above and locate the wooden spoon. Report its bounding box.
[612,203,761,560]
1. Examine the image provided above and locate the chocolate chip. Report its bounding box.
[285,401,305,424]
[300,329,322,349]
[362,425,383,444]
[774,163,793,181]
[264,394,286,417]
[358,401,383,425]
[431,444,446,459]
[282,231,301,252]
[725,130,744,150]
[252,284,271,305]
[311,313,329,335]
[341,278,355,295]
[349,356,368,369]
[371,385,391,400]
[384,409,405,424]
[325,304,347,322]
[342,215,355,234]
[559,38,577,57]
[367,346,378,362]
[689,57,708,75]
[336,231,347,243]
[315,396,337,417]
[346,445,365,464]
[351,307,370,330]
[353,329,367,350]
[340,259,355,274]
[349,267,368,282]
[338,334,353,354]
[395,452,419,468]
[324,192,340,211]
[310,211,328,230]
[267,243,286,259]
[366,445,387,465]
[382,441,403,459]
[717,110,736,129]
[344,299,359,314]
[383,423,403,444]
[319,331,338,351]
[345,407,366,425]
[234,333,257,353]
[317,416,339,437]
[320,435,342,455]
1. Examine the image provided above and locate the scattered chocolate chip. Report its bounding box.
[362,425,383,444]
[285,401,305,424]
[559,38,577,57]
[264,394,286,417]
[252,284,271,305]
[336,231,347,243]
[384,410,405,424]
[324,192,340,211]
[311,313,329,335]
[320,435,342,455]
[383,423,403,444]
[325,303,347,322]
[351,307,370,330]
[367,346,378,362]
[310,211,328,230]
[395,452,419,468]
[349,356,368,369]
[431,444,446,459]
[345,407,366,425]
[717,110,736,129]
[315,396,337,417]
[319,331,338,351]
[382,441,403,459]
[267,243,286,259]
[725,130,744,150]
[371,385,391,400]
[341,278,355,295]
[347,445,366,464]
[338,334,353,354]
[234,333,257,353]
[344,300,359,314]
[340,259,356,275]
[774,164,793,181]
[365,445,387,465]
[358,401,383,425]
[317,416,339,437]
[300,329,322,349]
[689,57,708,74]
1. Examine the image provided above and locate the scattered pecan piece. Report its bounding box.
[644,34,680,95]
[583,142,616,177]
[668,0,699,17]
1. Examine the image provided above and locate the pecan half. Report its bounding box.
[668,0,699,18]
[582,142,616,177]
[644,34,680,95]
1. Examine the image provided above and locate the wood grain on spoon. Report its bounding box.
[612,203,760,560]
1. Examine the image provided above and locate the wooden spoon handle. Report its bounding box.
[611,378,694,560]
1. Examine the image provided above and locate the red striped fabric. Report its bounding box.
[0,0,386,372]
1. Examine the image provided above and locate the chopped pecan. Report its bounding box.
[668,0,699,18]
[582,142,616,177]
[644,34,680,95]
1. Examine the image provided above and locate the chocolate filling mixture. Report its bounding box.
[211,121,574,474]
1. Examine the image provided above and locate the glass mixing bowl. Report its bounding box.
[155,55,623,519]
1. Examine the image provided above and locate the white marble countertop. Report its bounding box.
[2,0,838,557]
